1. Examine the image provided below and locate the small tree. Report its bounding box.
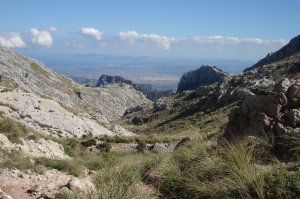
[97,142,112,152]
[136,142,146,153]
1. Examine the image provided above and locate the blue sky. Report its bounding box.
[0,0,300,61]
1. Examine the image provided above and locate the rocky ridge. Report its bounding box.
[244,34,300,72]
[0,47,154,163]
[0,47,151,121]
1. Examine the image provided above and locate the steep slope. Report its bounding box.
[0,47,151,121]
[244,34,300,72]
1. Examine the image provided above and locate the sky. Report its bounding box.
[0,0,300,61]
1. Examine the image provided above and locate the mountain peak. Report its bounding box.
[177,65,229,93]
[244,34,300,72]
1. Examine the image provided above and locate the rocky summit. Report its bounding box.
[96,74,134,87]
[177,65,229,93]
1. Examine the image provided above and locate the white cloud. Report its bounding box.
[192,35,287,46]
[48,27,58,32]
[80,27,103,40]
[0,33,26,48]
[29,28,55,48]
[118,31,175,50]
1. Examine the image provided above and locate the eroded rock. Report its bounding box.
[223,75,300,160]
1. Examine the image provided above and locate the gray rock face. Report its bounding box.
[0,47,151,121]
[223,75,300,160]
[96,75,133,87]
[177,65,229,93]
[244,34,300,72]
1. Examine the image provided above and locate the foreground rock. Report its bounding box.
[223,75,300,159]
[0,169,94,199]
[177,65,229,93]
[0,88,114,138]
[0,134,69,159]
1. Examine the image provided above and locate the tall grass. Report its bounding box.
[0,118,28,143]
[160,138,284,199]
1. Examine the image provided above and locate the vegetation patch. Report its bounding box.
[0,118,28,143]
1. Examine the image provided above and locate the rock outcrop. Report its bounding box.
[96,74,173,101]
[177,65,229,93]
[0,134,69,159]
[223,75,300,159]
[96,74,133,87]
[244,34,300,72]
[0,169,94,199]
[0,88,114,138]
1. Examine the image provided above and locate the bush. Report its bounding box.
[96,142,112,152]
[264,167,300,199]
[136,142,147,153]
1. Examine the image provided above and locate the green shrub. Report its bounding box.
[96,142,112,152]
[264,167,300,199]
[136,142,147,153]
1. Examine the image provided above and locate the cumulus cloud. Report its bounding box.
[118,31,175,50]
[29,28,56,48]
[192,35,287,45]
[80,27,103,40]
[0,33,26,48]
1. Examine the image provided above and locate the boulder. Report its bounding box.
[223,75,300,160]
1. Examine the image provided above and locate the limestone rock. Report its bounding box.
[96,74,133,87]
[223,75,300,159]
[177,65,229,93]
[0,169,94,199]
[0,89,114,138]
[0,134,69,159]
[64,177,95,192]
[108,124,136,136]
[0,47,151,121]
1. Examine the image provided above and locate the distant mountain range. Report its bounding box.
[18,52,253,90]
